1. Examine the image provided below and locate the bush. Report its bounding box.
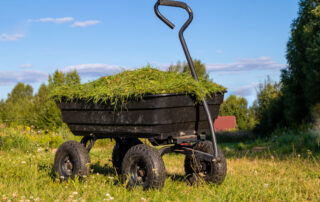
[252,77,284,136]
[0,125,74,153]
[270,128,320,154]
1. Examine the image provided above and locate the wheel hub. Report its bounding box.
[62,156,74,176]
[130,161,147,185]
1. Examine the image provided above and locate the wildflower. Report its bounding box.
[298,154,301,158]
[271,155,274,160]
[109,197,114,201]
[141,197,147,202]
[73,192,78,195]
[21,161,26,164]
[2,195,7,200]
[264,183,269,188]
[12,192,17,198]
[106,193,110,197]
[307,149,312,155]
[25,126,31,132]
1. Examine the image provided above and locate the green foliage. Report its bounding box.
[49,70,80,87]
[252,77,284,136]
[34,84,62,130]
[0,83,36,126]
[253,1,320,134]
[0,70,81,130]
[271,129,320,154]
[168,59,209,80]
[51,66,226,107]
[281,0,320,125]
[219,95,256,130]
[0,126,75,153]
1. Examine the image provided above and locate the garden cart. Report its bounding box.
[54,0,227,190]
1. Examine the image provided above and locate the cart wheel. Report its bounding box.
[121,144,166,190]
[54,140,90,181]
[112,138,142,175]
[184,141,227,185]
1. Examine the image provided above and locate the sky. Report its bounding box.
[0,0,299,105]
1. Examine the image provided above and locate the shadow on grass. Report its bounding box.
[167,174,187,182]
[91,161,116,176]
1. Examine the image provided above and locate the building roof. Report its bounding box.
[214,116,237,131]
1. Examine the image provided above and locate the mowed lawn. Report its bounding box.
[0,140,319,202]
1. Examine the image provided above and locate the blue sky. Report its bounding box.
[0,0,299,105]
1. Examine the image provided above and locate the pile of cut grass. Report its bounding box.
[51,67,226,106]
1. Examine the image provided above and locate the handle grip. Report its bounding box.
[154,0,192,29]
[159,0,188,10]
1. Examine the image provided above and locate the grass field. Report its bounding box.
[0,127,320,201]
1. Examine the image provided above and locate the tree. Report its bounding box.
[1,83,35,126]
[281,0,320,125]
[219,95,256,130]
[33,84,62,129]
[252,77,284,136]
[0,70,80,129]
[6,83,33,103]
[49,70,80,87]
[168,59,209,80]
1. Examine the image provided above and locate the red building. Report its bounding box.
[214,116,237,131]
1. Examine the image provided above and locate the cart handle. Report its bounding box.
[154,0,192,30]
[154,0,220,161]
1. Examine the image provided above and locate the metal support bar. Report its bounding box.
[159,144,215,162]
[80,134,96,152]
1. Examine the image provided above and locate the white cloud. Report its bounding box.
[29,17,74,24]
[206,57,286,73]
[62,64,123,77]
[0,33,24,41]
[232,83,259,97]
[20,64,33,68]
[71,20,101,28]
[0,70,47,85]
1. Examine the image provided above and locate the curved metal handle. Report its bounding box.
[154,0,220,161]
[154,0,192,29]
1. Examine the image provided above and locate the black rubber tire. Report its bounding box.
[184,141,227,185]
[121,144,166,190]
[112,138,142,175]
[54,140,90,181]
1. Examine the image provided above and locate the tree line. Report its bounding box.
[0,70,80,130]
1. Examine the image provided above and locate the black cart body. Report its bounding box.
[57,93,224,145]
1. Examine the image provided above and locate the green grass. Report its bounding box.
[1,127,320,201]
[51,67,226,107]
